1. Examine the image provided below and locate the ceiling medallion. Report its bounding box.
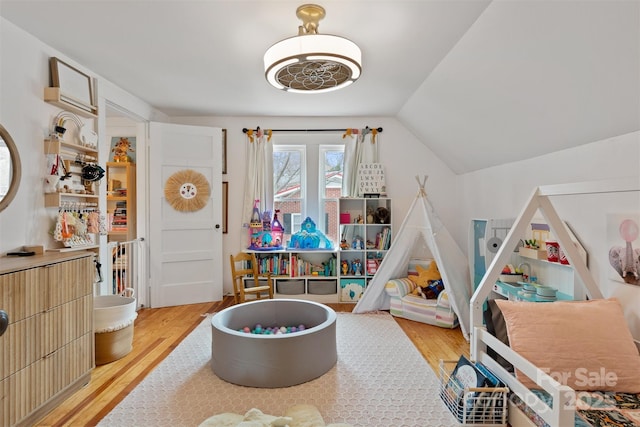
[264,4,362,93]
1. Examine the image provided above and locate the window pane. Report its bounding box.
[275,200,301,246]
[273,150,302,198]
[323,149,343,198]
[274,147,304,247]
[272,143,343,248]
[324,199,338,244]
[320,146,344,245]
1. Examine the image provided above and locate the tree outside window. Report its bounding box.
[273,141,343,247]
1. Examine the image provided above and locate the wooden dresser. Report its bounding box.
[0,251,95,426]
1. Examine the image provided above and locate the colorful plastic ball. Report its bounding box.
[239,322,310,334]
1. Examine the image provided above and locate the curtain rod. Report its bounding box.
[242,127,383,133]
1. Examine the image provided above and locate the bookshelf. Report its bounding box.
[106,162,136,242]
[337,197,392,302]
[242,197,393,303]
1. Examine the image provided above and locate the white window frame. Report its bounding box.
[273,144,306,216]
[319,144,344,236]
[273,135,344,238]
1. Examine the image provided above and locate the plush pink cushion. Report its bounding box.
[495,298,640,392]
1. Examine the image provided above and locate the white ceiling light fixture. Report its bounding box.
[264,4,362,93]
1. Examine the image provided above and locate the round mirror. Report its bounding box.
[0,124,22,213]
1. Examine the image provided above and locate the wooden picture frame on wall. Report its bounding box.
[49,57,96,114]
[222,129,227,174]
[222,181,228,233]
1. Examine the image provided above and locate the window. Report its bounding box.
[273,145,305,245]
[273,136,344,247]
[320,145,344,244]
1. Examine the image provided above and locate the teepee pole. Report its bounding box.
[415,175,428,197]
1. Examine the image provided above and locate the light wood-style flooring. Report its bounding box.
[36,297,469,426]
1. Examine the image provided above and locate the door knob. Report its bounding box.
[215,224,220,229]
[0,310,8,337]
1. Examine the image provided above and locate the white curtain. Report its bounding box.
[241,129,274,246]
[341,128,379,197]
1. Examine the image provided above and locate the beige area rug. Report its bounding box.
[99,312,459,427]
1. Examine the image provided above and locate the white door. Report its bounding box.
[148,122,223,307]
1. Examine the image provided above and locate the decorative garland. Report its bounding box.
[164,169,210,212]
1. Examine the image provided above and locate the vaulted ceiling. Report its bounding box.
[1,0,638,173]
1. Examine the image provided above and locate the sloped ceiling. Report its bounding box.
[398,1,640,173]
[0,0,638,173]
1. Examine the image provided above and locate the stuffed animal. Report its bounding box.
[373,207,390,224]
[199,405,353,427]
[408,261,442,298]
[112,137,135,163]
[418,279,445,299]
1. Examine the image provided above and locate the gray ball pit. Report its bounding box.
[211,299,337,388]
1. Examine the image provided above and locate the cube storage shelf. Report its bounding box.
[244,249,339,303]
[337,197,392,301]
[244,197,392,303]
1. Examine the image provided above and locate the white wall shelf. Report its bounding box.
[41,86,100,254]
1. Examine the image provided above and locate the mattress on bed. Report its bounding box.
[510,389,640,427]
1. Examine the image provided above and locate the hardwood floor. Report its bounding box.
[35,297,469,426]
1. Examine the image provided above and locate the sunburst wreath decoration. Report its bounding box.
[164,169,210,212]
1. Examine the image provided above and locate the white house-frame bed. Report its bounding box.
[469,177,640,427]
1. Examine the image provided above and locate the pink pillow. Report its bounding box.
[495,298,640,392]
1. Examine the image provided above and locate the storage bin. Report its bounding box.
[95,323,134,365]
[276,279,305,295]
[340,278,366,302]
[245,278,270,288]
[518,247,547,260]
[308,280,337,295]
[439,359,509,426]
[94,288,137,365]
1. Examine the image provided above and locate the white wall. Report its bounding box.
[0,18,165,294]
[171,116,461,295]
[0,18,69,253]
[461,131,640,340]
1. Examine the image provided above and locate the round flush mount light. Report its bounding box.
[264,4,362,93]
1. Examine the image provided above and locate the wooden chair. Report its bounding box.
[229,252,274,304]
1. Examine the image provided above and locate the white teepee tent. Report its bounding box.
[353,176,472,340]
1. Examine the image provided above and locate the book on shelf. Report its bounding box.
[110,188,127,197]
[375,227,391,250]
[256,253,289,276]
